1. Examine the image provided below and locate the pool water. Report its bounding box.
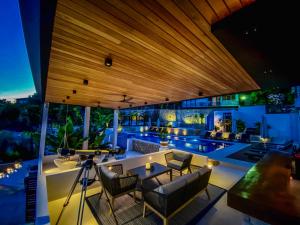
[126,132,232,153]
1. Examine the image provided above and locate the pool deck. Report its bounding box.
[128,134,254,169]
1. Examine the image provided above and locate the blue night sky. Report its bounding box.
[0,0,35,100]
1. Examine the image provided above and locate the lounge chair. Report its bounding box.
[99,164,138,223]
[165,151,193,176]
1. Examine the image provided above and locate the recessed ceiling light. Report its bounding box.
[62,99,65,103]
[105,56,112,67]
[165,98,169,102]
[66,96,70,99]
[129,104,132,108]
[83,79,89,85]
[72,90,77,94]
[198,91,203,96]
[144,102,148,105]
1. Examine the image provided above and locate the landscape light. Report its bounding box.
[240,95,247,100]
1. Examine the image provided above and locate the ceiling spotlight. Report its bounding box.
[72,90,77,94]
[165,98,169,102]
[144,102,148,105]
[83,79,89,85]
[104,56,112,67]
[198,91,203,96]
[66,96,70,99]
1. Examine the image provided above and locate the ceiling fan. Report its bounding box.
[114,95,135,104]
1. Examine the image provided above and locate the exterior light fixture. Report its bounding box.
[83,79,89,85]
[129,104,132,108]
[198,91,203,96]
[105,56,112,67]
[72,90,77,94]
[66,96,70,100]
[144,102,148,105]
[240,95,247,100]
[165,97,169,102]
[62,99,66,103]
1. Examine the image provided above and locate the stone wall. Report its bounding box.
[132,139,160,154]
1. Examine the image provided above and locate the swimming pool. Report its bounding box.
[123,132,233,153]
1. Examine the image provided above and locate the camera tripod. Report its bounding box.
[55,155,101,225]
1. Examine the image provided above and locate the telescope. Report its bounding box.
[57,148,102,157]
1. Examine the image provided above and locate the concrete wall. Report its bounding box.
[237,106,266,128]
[265,113,300,143]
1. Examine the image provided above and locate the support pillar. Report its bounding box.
[112,109,119,150]
[38,102,49,174]
[82,106,91,150]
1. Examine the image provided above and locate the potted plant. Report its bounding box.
[158,127,169,147]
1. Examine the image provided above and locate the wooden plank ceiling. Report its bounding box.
[46,0,258,109]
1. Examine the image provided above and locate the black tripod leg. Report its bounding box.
[77,168,89,225]
[56,166,85,225]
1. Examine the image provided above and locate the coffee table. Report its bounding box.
[127,162,172,194]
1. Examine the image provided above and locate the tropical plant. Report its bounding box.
[236,119,246,133]
[29,116,86,153]
[158,128,168,141]
[88,111,113,149]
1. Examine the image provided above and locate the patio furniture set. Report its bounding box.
[98,151,211,225]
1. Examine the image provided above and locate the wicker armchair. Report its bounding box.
[165,151,193,176]
[99,164,138,222]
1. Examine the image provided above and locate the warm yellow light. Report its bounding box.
[162,110,176,122]
[14,163,22,169]
[174,128,179,135]
[167,127,171,134]
[222,132,230,139]
[182,129,187,136]
[6,168,14,174]
[146,162,151,170]
[149,156,152,161]
[117,126,123,132]
[108,166,112,171]
[144,126,149,131]
[140,127,144,132]
[260,138,269,143]
[0,172,5,179]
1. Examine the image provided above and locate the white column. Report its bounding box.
[82,106,91,150]
[38,102,49,175]
[112,109,119,149]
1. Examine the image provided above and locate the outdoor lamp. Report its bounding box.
[207,158,220,169]
[146,156,152,170]
[0,172,5,179]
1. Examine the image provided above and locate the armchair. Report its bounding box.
[99,164,138,223]
[165,151,193,176]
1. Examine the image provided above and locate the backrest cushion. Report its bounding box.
[173,152,192,162]
[157,176,186,195]
[100,165,118,179]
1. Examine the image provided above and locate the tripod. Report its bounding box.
[55,155,100,225]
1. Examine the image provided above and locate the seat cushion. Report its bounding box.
[156,176,186,195]
[100,165,118,179]
[167,159,183,170]
[173,152,192,162]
